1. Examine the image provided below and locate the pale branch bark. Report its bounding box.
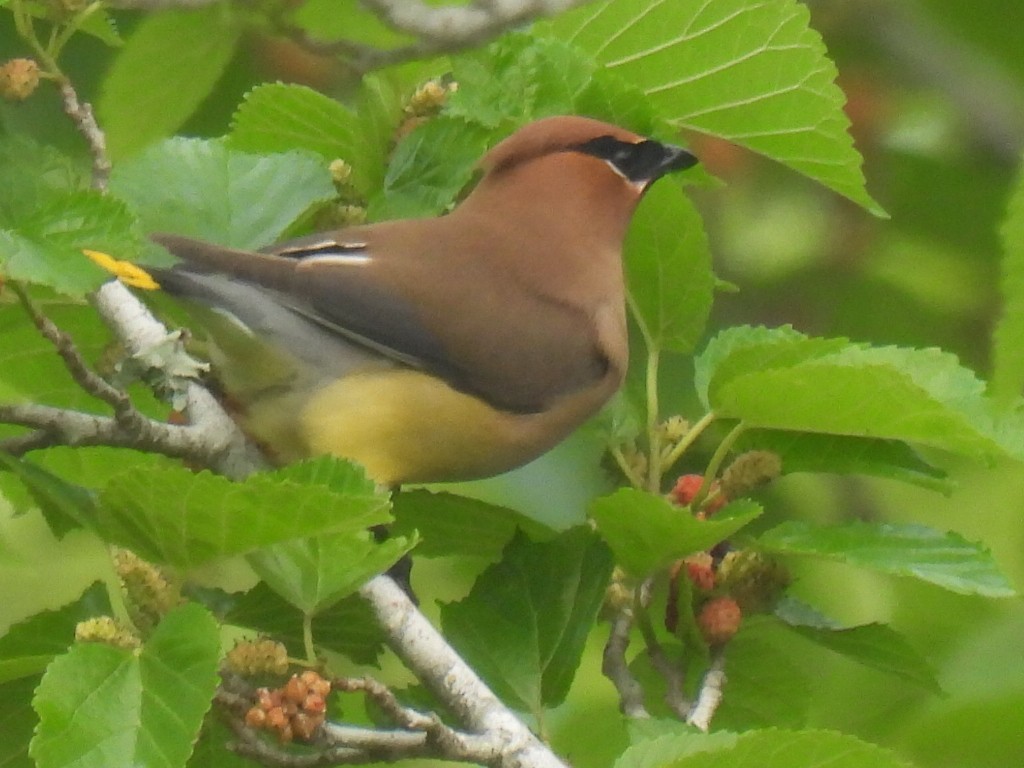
[57,80,110,190]
[109,0,591,73]
[0,279,262,476]
[334,675,439,730]
[218,668,551,766]
[0,401,220,458]
[602,607,649,719]
[602,574,733,728]
[359,575,568,768]
[13,284,150,434]
[359,0,584,44]
[635,577,692,719]
[686,650,726,733]
[91,281,266,479]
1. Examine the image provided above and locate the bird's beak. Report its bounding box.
[656,144,700,177]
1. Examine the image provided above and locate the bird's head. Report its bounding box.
[478,115,698,193]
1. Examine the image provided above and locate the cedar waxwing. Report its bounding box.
[151,116,698,485]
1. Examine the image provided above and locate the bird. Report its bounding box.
[150,116,698,486]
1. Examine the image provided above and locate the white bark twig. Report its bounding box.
[91,281,266,479]
[636,577,691,719]
[360,575,568,768]
[686,650,726,732]
[104,0,592,74]
[360,0,585,44]
[57,80,110,190]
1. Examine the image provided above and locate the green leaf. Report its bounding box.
[0,299,117,416]
[0,453,95,537]
[30,603,220,768]
[77,8,122,47]
[223,582,385,666]
[188,715,252,768]
[447,33,595,128]
[0,675,39,768]
[0,135,89,227]
[783,621,941,693]
[758,520,1016,597]
[991,159,1024,405]
[0,582,110,684]
[93,459,391,569]
[109,138,336,248]
[625,181,713,354]
[618,725,737,768]
[291,0,411,49]
[228,77,405,199]
[0,190,139,295]
[391,489,552,560]
[440,528,612,713]
[349,74,406,196]
[695,325,1024,463]
[573,67,660,135]
[229,83,356,160]
[737,431,951,493]
[590,489,762,576]
[368,116,489,220]
[98,6,241,159]
[551,0,882,214]
[664,728,914,768]
[249,530,414,615]
[694,325,845,409]
[714,633,811,730]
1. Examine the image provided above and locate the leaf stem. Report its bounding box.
[644,345,662,493]
[609,443,645,489]
[302,612,316,663]
[691,421,747,510]
[10,0,63,76]
[632,578,661,652]
[661,411,717,474]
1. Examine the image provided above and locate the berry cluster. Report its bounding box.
[670,474,728,517]
[665,452,787,647]
[669,547,789,646]
[246,671,332,743]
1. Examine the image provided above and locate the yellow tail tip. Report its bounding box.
[83,249,161,291]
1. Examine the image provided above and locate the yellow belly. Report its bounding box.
[292,368,577,485]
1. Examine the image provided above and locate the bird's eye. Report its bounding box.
[573,135,624,161]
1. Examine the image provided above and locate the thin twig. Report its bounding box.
[359,0,584,44]
[608,443,645,489]
[359,575,568,768]
[57,80,110,190]
[686,650,726,732]
[12,284,150,436]
[601,606,649,718]
[91,282,265,478]
[219,672,517,765]
[634,579,690,718]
